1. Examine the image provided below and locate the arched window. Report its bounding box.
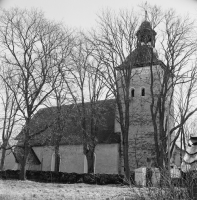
[131,88,135,97]
[94,153,96,174]
[141,88,145,96]
[51,153,55,171]
[59,155,62,172]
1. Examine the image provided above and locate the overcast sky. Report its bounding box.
[1,0,197,29]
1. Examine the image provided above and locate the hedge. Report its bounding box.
[2,170,195,188]
[0,170,125,185]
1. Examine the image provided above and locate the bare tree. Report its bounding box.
[46,82,70,172]
[88,10,139,181]
[0,8,70,179]
[143,6,197,170]
[0,65,19,171]
[89,6,197,179]
[61,33,110,173]
[170,67,197,158]
[44,30,74,172]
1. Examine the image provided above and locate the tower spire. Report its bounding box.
[145,1,148,21]
[136,3,156,48]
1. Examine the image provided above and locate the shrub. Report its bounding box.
[0,170,124,185]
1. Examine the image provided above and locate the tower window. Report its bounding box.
[131,88,135,97]
[141,88,145,96]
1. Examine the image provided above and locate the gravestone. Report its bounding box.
[151,168,160,186]
[135,167,146,186]
[170,165,181,178]
[134,167,160,186]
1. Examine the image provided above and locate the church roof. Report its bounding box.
[16,99,120,147]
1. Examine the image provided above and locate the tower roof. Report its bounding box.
[117,19,164,70]
[136,20,156,37]
[118,45,160,69]
[139,20,152,30]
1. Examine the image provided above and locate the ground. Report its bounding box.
[0,180,136,200]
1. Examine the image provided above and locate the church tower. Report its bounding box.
[116,18,167,172]
[129,20,160,170]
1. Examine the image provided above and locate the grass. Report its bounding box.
[0,179,134,200]
[1,174,194,199]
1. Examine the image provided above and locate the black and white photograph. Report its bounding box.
[0,0,197,199]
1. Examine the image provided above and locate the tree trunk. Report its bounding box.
[0,140,8,171]
[123,136,130,183]
[54,145,60,172]
[86,148,95,173]
[0,147,6,171]
[20,159,26,180]
[19,141,30,180]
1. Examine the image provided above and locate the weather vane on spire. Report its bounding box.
[145,1,148,21]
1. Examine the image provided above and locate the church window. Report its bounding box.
[51,153,55,171]
[94,153,96,173]
[141,88,145,96]
[131,88,135,97]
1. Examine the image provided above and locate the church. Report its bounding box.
[1,19,179,174]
